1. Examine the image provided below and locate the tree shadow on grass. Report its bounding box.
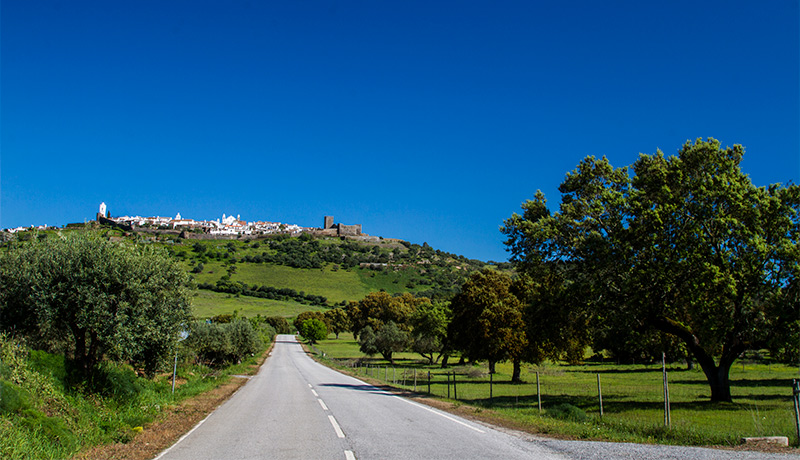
[668,378,791,388]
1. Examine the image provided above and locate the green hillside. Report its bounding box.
[10,227,500,319]
[172,233,493,318]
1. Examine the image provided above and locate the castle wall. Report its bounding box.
[338,224,362,236]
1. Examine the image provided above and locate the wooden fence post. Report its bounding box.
[536,372,541,413]
[793,379,800,446]
[597,373,603,417]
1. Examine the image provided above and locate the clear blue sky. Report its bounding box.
[2,1,798,262]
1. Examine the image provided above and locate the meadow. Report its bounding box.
[191,260,437,305]
[189,289,324,318]
[312,333,800,447]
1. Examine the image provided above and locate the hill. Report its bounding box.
[168,232,496,318]
[5,226,505,319]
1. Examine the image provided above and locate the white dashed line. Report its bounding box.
[308,383,313,388]
[344,450,356,460]
[311,389,319,397]
[318,398,329,411]
[328,415,345,438]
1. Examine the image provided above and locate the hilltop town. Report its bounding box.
[4,202,392,244]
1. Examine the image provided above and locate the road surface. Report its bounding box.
[155,335,798,460]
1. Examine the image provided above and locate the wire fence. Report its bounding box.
[320,356,800,445]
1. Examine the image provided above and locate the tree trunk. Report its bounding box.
[70,324,90,378]
[655,316,742,402]
[441,354,450,368]
[705,362,733,402]
[511,359,522,383]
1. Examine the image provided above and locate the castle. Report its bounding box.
[318,215,362,237]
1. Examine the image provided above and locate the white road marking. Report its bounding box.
[152,412,212,460]
[344,450,356,460]
[328,415,346,438]
[393,394,486,433]
[308,383,313,388]
[311,389,319,397]
[318,398,329,411]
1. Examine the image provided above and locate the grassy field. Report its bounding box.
[190,290,326,319]
[192,261,431,304]
[311,333,800,447]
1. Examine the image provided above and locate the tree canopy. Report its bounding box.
[0,232,192,380]
[345,292,429,339]
[448,270,527,380]
[502,138,799,401]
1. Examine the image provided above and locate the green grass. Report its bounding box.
[311,334,800,447]
[192,261,432,304]
[190,289,325,319]
[192,262,370,304]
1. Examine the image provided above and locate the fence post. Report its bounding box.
[453,371,458,400]
[393,367,396,384]
[490,372,493,402]
[447,373,451,399]
[414,369,417,392]
[661,352,671,426]
[793,379,800,446]
[428,371,431,395]
[536,372,542,413]
[597,373,603,418]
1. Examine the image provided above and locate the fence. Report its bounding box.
[322,357,800,446]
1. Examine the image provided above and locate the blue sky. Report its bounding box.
[2,1,798,262]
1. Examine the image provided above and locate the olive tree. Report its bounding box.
[0,232,192,380]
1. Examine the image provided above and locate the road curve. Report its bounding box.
[154,335,797,460]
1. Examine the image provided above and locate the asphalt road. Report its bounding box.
[154,335,798,460]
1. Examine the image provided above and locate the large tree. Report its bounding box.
[323,307,351,339]
[409,302,451,365]
[448,270,527,381]
[503,138,799,401]
[346,292,428,339]
[0,232,192,380]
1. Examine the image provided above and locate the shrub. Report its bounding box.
[263,316,291,334]
[546,403,588,422]
[185,319,265,366]
[228,319,262,357]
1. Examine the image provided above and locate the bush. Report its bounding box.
[228,319,263,357]
[546,403,588,422]
[89,362,143,401]
[263,316,291,334]
[185,319,265,366]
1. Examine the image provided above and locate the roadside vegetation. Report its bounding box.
[0,233,277,459]
[309,333,798,448]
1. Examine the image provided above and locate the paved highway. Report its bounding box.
[155,335,797,460]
